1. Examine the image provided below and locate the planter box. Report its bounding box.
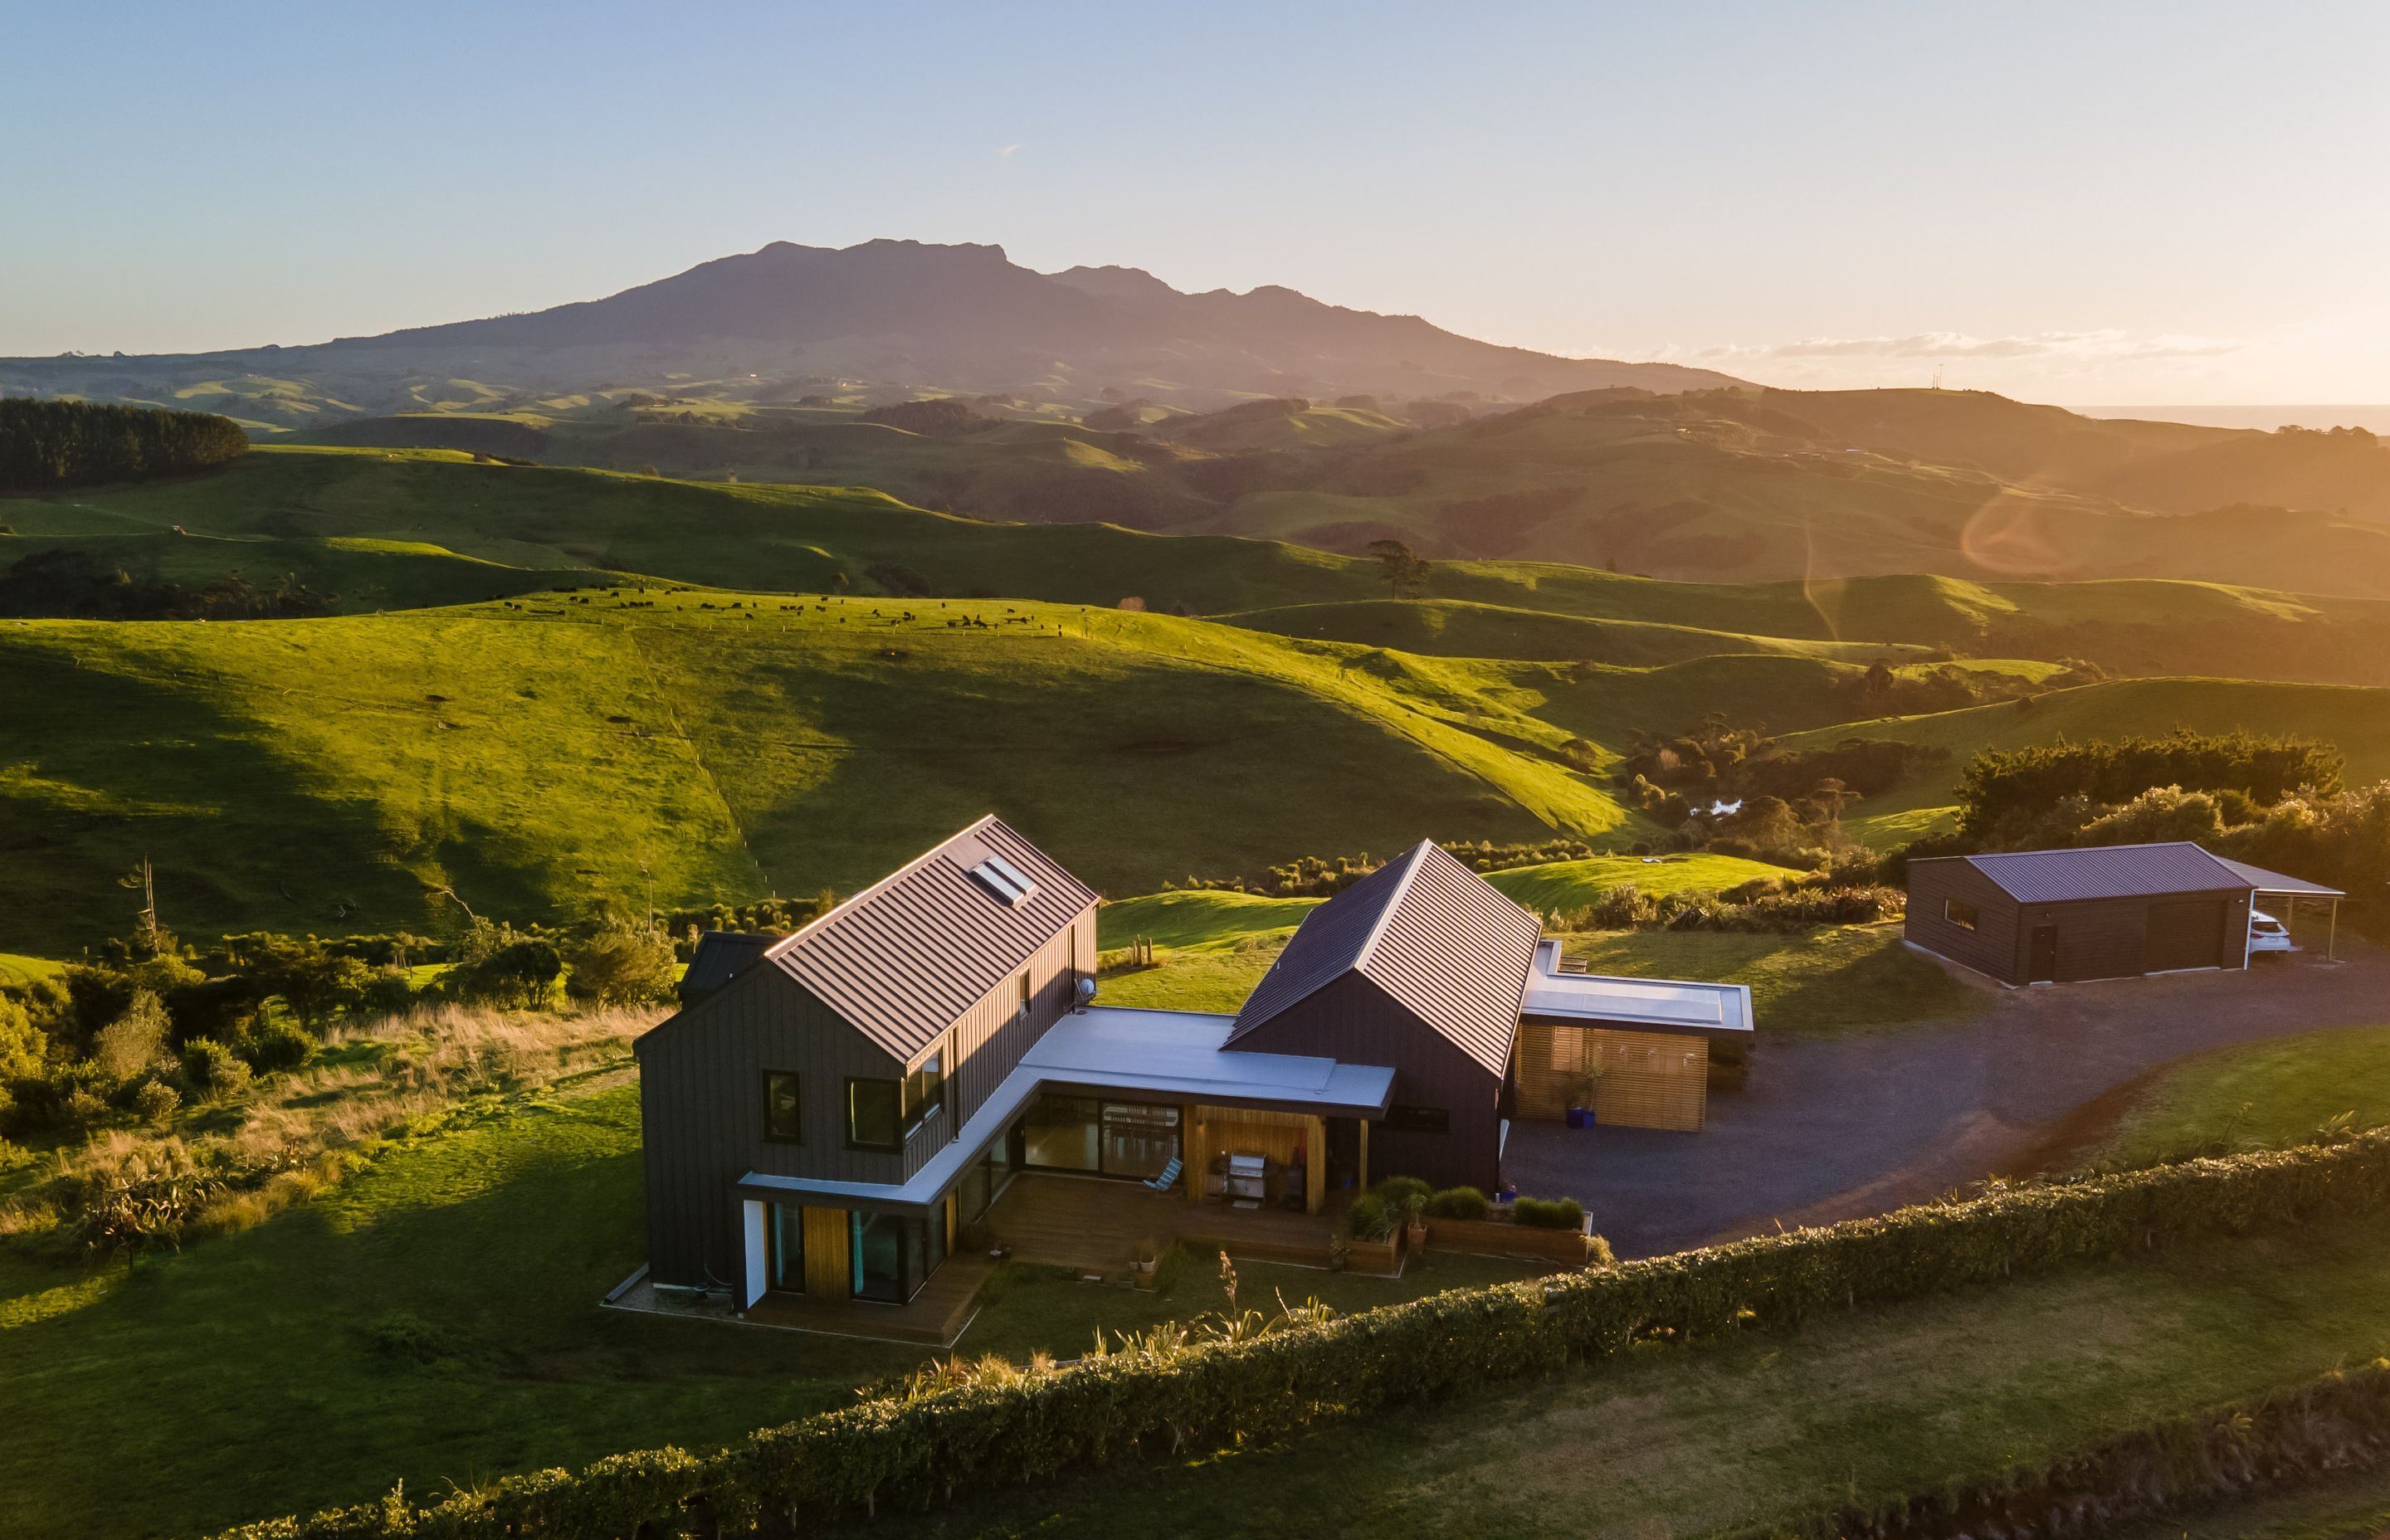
[1424,1216,1591,1268]
[1344,1235,1402,1275]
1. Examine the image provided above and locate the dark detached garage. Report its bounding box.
[1905,841,2342,987]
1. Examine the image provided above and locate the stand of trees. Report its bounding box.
[1955,729,2344,841]
[0,397,248,491]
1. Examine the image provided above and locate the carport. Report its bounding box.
[2214,856,2348,961]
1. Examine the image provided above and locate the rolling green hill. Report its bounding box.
[0,592,1638,953]
[22,450,2390,689]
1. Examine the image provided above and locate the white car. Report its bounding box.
[2247,909,2296,955]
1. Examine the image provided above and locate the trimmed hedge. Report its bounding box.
[213,1132,2390,1539]
[1739,1357,2390,1538]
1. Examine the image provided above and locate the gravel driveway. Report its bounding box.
[1500,943,2390,1258]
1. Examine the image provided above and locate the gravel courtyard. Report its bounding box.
[1500,941,2390,1258]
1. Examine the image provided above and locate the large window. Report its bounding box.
[1022,1094,1180,1178]
[849,1209,947,1303]
[846,1078,902,1152]
[904,1042,945,1133]
[1945,898,1981,933]
[762,1071,802,1143]
[766,1202,804,1292]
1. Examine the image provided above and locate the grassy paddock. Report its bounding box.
[0,1078,1537,1540]
[2092,1022,2390,1170]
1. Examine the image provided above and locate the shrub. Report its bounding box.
[1513,1196,1586,1231]
[1425,1186,1489,1220]
[363,1311,453,1363]
[1371,1175,1432,1211]
[243,1019,317,1075]
[92,990,170,1083]
[1344,1193,1397,1241]
[180,1038,254,1099]
[563,919,678,1006]
[131,1079,181,1124]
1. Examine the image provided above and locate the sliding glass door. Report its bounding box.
[1020,1094,1180,1180]
[848,1208,948,1304]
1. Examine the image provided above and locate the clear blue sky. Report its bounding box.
[4,1,2383,402]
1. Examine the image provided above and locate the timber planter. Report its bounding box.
[1423,1215,1592,1268]
[1344,1235,1402,1275]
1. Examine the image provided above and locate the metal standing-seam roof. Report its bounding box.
[1227,841,1543,1078]
[677,931,775,1001]
[761,816,1099,1063]
[1960,841,2251,904]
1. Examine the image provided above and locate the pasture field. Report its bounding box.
[0,1075,1535,1540]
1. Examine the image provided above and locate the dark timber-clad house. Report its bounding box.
[1905,841,2344,987]
[635,821,1752,1317]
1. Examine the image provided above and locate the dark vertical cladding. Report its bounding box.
[1240,972,1502,1192]
[1903,857,2022,983]
[637,899,1099,1290]
[636,970,909,1289]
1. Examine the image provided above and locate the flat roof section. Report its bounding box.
[1026,1006,1396,1113]
[2211,855,2347,899]
[1517,938,1755,1034]
[737,1007,1397,1216]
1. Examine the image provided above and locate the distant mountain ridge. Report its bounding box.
[0,239,1737,417]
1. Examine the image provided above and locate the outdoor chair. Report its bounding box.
[1143,1157,1183,1192]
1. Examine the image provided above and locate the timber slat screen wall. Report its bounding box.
[1514,1023,1708,1132]
[801,1206,849,1298]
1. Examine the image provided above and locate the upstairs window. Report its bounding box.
[1017,967,1032,1015]
[1945,898,1981,933]
[905,1043,946,1132]
[1384,1104,1451,1134]
[762,1071,803,1143]
[846,1078,902,1153]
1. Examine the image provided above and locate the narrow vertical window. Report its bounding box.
[762,1071,802,1143]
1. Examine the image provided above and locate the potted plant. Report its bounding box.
[1563,1070,1600,1128]
[1132,1235,1161,1286]
[1402,1192,1428,1252]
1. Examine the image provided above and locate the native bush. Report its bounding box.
[243,1020,317,1075]
[1957,729,2342,841]
[180,1038,254,1099]
[1370,1175,1432,1211]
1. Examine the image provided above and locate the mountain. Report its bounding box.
[0,240,1737,428]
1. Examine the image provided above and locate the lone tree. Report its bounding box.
[1364,539,1432,598]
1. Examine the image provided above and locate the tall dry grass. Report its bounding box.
[2,1001,664,1251]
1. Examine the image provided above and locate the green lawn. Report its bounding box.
[0,1079,1537,1540]
[1480,851,1796,914]
[2092,1023,2390,1169]
[866,1221,2390,1539]
[1560,922,1988,1036]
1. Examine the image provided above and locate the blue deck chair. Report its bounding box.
[1143,1157,1183,1192]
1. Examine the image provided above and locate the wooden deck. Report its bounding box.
[983,1172,1348,1274]
[740,1250,996,1346]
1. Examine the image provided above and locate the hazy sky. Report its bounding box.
[5,2,2384,404]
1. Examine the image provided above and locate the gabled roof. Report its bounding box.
[677,930,775,1003]
[1958,841,2251,904]
[1227,841,1542,1077]
[760,816,1098,1063]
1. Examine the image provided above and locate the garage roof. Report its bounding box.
[1961,841,2252,904]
